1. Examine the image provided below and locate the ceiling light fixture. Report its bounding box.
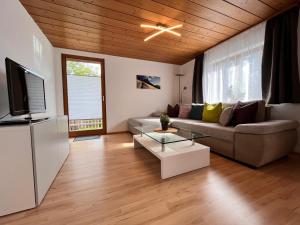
[140,23,183,42]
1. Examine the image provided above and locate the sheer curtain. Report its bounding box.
[203,22,266,104]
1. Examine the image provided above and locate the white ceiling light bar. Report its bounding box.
[141,23,183,42]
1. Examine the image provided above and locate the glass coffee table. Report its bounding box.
[135,125,209,151]
[133,126,210,179]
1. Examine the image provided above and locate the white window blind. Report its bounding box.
[67,75,102,120]
[203,22,266,103]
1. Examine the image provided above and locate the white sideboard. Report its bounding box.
[0,125,36,216]
[0,116,69,216]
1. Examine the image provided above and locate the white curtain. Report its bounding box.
[203,22,266,104]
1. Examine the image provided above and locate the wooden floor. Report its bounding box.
[1,133,300,225]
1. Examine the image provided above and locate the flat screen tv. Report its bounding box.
[5,58,46,116]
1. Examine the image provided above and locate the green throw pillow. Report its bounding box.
[189,104,203,120]
[202,103,223,123]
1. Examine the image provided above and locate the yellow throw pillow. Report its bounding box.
[202,103,223,123]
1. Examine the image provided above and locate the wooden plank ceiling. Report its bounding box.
[20,0,297,64]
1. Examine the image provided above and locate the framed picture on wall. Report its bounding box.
[136,75,161,89]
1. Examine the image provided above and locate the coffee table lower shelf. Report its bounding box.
[133,135,210,179]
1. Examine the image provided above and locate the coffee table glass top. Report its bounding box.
[135,125,209,144]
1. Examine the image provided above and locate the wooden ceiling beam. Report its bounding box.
[47,34,193,59]
[189,0,263,23]
[80,0,240,34]
[25,6,217,48]
[39,0,231,39]
[35,19,207,53]
[224,0,276,18]
[22,1,223,44]
[32,15,209,51]
[259,0,297,10]
[39,24,200,57]
[19,0,297,64]
[153,0,249,28]
[49,36,190,64]
[53,42,189,64]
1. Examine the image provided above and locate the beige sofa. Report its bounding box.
[128,105,299,167]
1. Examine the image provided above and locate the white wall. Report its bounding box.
[0,0,56,119]
[178,59,195,104]
[54,48,178,132]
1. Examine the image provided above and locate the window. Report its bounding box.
[67,60,103,132]
[203,22,266,103]
[62,54,106,137]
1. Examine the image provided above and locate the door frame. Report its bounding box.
[61,54,107,137]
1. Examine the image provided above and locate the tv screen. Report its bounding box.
[25,71,46,114]
[5,58,46,116]
[5,58,29,116]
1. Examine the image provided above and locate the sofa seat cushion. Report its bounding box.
[171,120,235,142]
[235,120,299,135]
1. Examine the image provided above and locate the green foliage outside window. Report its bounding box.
[67,61,99,76]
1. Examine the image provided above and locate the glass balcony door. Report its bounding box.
[62,54,106,137]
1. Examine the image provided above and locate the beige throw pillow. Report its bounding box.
[219,107,233,126]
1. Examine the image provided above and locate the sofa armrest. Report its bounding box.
[235,120,299,135]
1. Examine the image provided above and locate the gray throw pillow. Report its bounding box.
[219,107,233,126]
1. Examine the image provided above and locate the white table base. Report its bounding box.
[133,135,210,179]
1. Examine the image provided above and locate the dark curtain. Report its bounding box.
[192,53,204,103]
[262,6,300,104]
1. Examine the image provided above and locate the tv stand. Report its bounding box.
[30,117,49,123]
[24,113,44,122]
[0,119,30,126]
[0,116,69,216]
[0,117,49,126]
[24,116,32,121]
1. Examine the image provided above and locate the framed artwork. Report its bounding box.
[136,75,161,89]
